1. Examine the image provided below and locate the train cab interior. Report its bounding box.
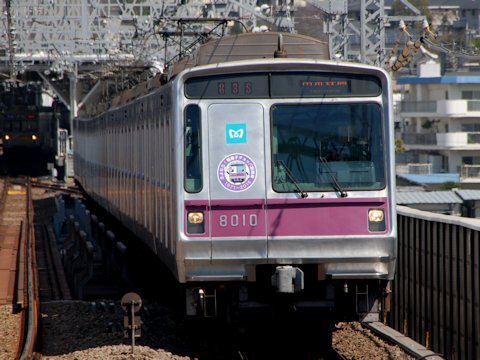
[271,102,386,193]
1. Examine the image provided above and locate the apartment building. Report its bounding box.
[395,61,480,186]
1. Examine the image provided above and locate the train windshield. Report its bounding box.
[271,103,385,192]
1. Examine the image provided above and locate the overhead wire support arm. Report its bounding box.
[388,19,437,72]
[398,0,422,15]
[163,18,247,69]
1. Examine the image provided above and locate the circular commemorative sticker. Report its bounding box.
[217,153,257,192]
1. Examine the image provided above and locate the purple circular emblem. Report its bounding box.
[217,153,257,192]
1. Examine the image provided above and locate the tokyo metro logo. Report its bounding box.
[226,123,247,144]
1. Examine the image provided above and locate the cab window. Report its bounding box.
[184,105,202,192]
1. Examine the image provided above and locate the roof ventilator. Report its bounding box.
[274,34,288,58]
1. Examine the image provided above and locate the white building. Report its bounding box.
[395,61,480,187]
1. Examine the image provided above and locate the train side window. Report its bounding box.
[184,105,202,193]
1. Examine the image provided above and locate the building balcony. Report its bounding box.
[437,132,480,147]
[400,101,437,114]
[396,163,432,174]
[461,165,480,183]
[403,132,480,149]
[400,100,480,117]
[402,133,436,146]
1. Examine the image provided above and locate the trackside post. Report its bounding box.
[121,292,142,355]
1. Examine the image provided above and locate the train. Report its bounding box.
[0,107,54,154]
[74,32,397,324]
[0,85,57,167]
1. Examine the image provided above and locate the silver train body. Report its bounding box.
[74,33,397,321]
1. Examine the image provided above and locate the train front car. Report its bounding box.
[0,106,55,165]
[1,110,40,150]
[178,60,396,323]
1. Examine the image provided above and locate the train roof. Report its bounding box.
[170,32,330,77]
[83,32,330,116]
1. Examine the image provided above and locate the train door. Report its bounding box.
[207,103,267,260]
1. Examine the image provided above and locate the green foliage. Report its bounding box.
[421,121,432,129]
[473,38,480,51]
[395,138,406,153]
[441,181,459,190]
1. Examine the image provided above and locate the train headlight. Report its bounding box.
[368,209,384,222]
[368,209,386,232]
[188,212,204,223]
[31,134,37,141]
[187,211,205,234]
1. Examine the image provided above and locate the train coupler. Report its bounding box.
[271,266,304,293]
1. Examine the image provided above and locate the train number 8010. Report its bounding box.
[219,214,258,227]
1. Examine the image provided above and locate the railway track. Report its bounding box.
[0,177,73,359]
[0,179,441,359]
[8,177,82,196]
[20,178,39,359]
[0,178,39,359]
[6,182,318,359]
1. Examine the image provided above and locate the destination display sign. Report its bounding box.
[185,72,382,99]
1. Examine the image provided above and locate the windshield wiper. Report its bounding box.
[318,157,348,198]
[276,160,308,198]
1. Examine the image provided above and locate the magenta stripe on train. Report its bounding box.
[185,197,389,237]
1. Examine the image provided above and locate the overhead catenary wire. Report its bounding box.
[422,38,480,60]
[389,18,480,72]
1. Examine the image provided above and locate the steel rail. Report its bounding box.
[8,178,82,196]
[19,177,40,360]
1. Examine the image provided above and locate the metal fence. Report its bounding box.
[391,206,480,360]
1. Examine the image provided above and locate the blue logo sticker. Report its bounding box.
[226,123,247,144]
